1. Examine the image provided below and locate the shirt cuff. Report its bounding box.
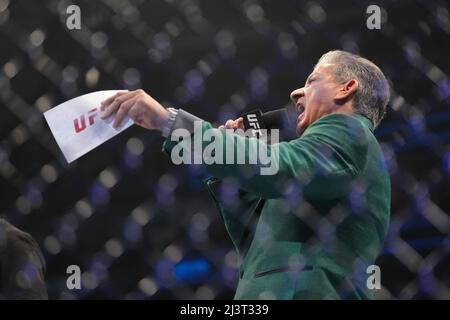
[161,107,178,138]
[161,108,203,138]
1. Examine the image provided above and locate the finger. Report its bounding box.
[232,120,241,129]
[113,97,137,128]
[100,97,121,119]
[218,125,225,129]
[101,91,136,119]
[101,90,138,116]
[101,93,120,109]
[236,117,244,129]
[100,91,128,110]
[224,120,235,129]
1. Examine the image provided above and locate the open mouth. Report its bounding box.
[297,104,305,115]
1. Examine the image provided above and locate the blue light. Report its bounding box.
[443,152,450,174]
[175,259,211,283]
[89,182,109,205]
[122,218,142,243]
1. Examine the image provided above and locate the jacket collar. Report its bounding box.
[354,114,375,132]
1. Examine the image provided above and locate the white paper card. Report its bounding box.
[44,90,134,163]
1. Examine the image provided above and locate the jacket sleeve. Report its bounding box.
[162,111,369,199]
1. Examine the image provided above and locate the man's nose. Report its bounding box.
[290,87,305,104]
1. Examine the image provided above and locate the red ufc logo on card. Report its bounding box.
[73,108,98,133]
[44,90,134,163]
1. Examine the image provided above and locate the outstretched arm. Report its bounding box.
[101,89,369,199]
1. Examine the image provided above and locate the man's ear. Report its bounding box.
[335,79,358,101]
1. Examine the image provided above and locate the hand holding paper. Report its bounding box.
[100,89,170,131]
[44,90,134,163]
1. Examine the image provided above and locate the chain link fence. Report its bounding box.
[0,0,449,299]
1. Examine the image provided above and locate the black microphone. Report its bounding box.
[241,106,298,141]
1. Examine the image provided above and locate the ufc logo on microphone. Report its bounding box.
[74,108,98,133]
[246,114,262,137]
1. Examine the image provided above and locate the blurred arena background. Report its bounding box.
[0,0,449,299]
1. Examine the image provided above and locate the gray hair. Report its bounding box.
[315,50,390,128]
